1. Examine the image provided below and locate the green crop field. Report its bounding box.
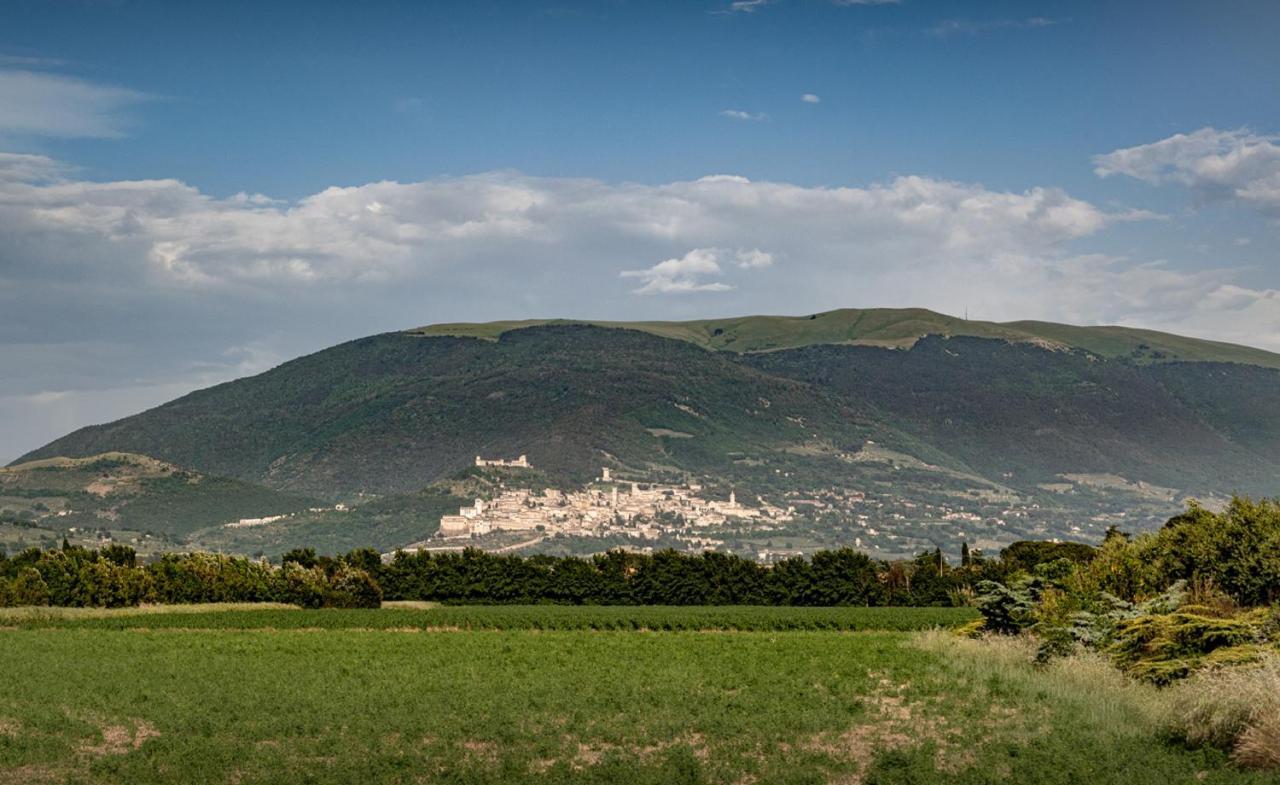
[10,604,976,632]
[0,605,1268,785]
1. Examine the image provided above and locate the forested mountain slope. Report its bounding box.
[18,313,1280,506]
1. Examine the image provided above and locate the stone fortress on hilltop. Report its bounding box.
[438,463,793,540]
[475,454,530,468]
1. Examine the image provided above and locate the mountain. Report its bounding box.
[17,325,931,498]
[15,309,1280,552]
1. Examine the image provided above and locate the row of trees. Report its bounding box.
[8,497,1272,610]
[1,537,1099,608]
[0,544,381,609]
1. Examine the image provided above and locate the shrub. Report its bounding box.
[1110,607,1271,684]
[975,579,1037,634]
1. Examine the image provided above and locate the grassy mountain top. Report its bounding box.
[412,308,1280,369]
[2,452,183,495]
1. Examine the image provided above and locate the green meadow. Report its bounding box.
[0,606,1271,785]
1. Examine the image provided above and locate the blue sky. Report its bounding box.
[1,0,1279,459]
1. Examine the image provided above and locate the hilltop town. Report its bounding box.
[433,462,792,546]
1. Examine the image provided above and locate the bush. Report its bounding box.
[975,579,1037,634]
[1109,607,1272,684]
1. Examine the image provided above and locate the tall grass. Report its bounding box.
[914,630,1172,734]
[1166,656,1280,769]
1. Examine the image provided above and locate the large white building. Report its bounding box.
[475,454,530,468]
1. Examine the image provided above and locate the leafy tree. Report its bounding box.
[281,548,318,569]
[10,567,50,606]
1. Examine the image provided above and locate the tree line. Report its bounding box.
[0,537,1097,609]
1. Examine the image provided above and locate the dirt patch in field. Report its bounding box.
[564,732,710,769]
[0,764,60,785]
[460,739,499,764]
[796,672,1038,784]
[0,718,19,737]
[77,718,160,757]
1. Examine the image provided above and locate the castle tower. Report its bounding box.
[611,486,619,507]
[729,490,736,506]
[602,467,612,482]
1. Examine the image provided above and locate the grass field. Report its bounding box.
[5,604,975,632]
[0,605,1270,785]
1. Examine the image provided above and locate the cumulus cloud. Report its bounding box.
[620,247,773,294]
[801,94,821,104]
[4,153,1280,457]
[0,69,149,139]
[622,248,734,294]
[1094,127,1280,217]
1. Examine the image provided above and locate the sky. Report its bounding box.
[1,0,1279,462]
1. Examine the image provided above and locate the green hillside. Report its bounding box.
[14,314,1280,556]
[413,307,1280,368]
[0,452,319,539]
[17,326,931,499]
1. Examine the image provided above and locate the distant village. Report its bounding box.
[196,453,1169,563]
[434,458,793,545]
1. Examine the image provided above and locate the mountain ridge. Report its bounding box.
[410,307,1280,369]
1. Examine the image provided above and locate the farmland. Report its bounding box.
[0,605,1271,785]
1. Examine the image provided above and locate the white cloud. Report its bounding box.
[928,17,1060,37]
[620,247,774,294]
[722,0,769,13]
[0,69,149,139]
[720,109,768,122]
[734,248,774,269]
[801,94,821,104]
[1094,127,1280,217]
[0,167,1129,290]
[0,152,65,182]
[622,248,733,295]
